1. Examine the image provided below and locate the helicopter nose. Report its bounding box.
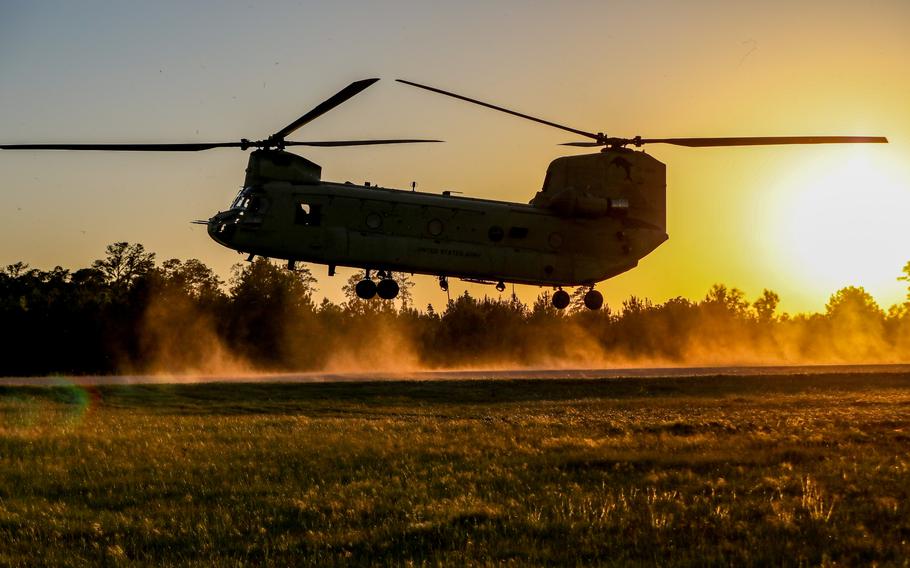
[206,212,238,245]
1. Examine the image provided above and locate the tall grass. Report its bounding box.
[1,373,909,565]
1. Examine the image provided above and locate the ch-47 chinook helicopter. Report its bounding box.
[2,78,887,310]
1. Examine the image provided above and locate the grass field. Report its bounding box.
[1,372,909,566]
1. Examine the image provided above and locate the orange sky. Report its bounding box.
[1,1,908,314]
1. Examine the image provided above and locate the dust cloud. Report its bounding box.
[7,248,906,380]
[125,289,256,380]
[124,286,910,379]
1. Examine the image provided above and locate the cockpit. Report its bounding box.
[229,186,267,215]
[209,188,265,246]
[230,187,254,210]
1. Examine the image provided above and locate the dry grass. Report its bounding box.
[1,372,909,566]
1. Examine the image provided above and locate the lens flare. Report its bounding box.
[47,376,99,428]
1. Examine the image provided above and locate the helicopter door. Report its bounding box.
[294,197,330,258]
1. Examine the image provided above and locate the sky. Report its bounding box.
[1,0,908,314]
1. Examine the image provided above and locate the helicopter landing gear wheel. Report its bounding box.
[583,289,603,310]
[355,279,377,299]
[552,289,570,310]
[377,278,399,300]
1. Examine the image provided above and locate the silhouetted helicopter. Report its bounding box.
[1,78,887,310]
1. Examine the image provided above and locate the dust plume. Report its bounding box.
[7,247,907,378]
[127,284,910,378]
[126,287,256,378]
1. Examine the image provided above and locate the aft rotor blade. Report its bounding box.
[397,79,601,141]
[284,139,443,147]
[0,142,243,151]
[272,78,380,141]
[639,136,889,147]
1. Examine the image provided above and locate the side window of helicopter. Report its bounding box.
[296,202,322,226]
[508,227,529,239]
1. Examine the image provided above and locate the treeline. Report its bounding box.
[2,242,909,376]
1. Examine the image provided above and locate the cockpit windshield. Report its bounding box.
[228,186,268,217]
[230,187,253,210]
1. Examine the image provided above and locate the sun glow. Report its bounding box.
[762,147,910,308]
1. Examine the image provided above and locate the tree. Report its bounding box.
[823,286,887,360]
[230,258,316,311]
[227,258,318,366]
[4,261,30,278]
[70,267,109,305]
[569,287,591,314]
[529,291,561,321]
[703,284,749,316]
[92,242,155,288]
[825,286,883,320]
[900,261,910,300]
[157,258,225,303]
[396,274,416,310]
[621,295,653,315]
[753,289,780,323]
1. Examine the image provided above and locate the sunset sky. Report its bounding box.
[1,0,908,314]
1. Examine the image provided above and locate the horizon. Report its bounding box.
[3,242,909,317]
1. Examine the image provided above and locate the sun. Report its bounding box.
[761,147,910,307]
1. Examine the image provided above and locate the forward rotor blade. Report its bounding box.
[0,138,444,151]
[272,78,380,141]
[284,139,443,147]
[560,141,603,147]
[0,142,243,151]
[639,136,888,147]
[397,79,601,141]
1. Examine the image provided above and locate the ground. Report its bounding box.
[1,371,909,565]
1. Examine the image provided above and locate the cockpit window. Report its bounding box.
[230,187,251,210]
[230,187,267,213]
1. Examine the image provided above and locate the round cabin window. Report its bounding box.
[427,218,444,236]
[548,232,563,249]
[366,212,382,229]
[488,225,504,242]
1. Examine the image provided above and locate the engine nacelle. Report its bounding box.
[541,188,630,218]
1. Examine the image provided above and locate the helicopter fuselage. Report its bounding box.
[206,151,668,287]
